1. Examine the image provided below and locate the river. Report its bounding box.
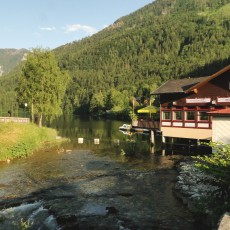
[0,117,208,229]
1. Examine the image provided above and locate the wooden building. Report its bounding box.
[208,108,230,144]
[151,65,230,142]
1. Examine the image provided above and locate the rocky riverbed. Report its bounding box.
[174,160,230,230]
[0,149,210,230]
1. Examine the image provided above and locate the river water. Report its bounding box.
[0,117,208,229]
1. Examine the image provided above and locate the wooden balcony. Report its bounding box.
[137,119,160,129]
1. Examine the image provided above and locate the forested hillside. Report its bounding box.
[1,0,230,118]
[0,49,28,76]
[0,49,28,116]
[54,0,230,116]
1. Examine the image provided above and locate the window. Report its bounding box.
[186,111,195,120]
[198,111,208,121]
[162,111,171,120]
[173,111,183,120]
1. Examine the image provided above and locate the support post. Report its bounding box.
[150,130,155,145]
[162,135,165,144]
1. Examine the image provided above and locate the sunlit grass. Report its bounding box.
[0,122,57,161]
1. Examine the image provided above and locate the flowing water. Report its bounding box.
[0,117,208,229]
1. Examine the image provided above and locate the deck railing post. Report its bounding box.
[150,130,155,145]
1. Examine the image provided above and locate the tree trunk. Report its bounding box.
[31,102,34,123]
[38,113,43,127]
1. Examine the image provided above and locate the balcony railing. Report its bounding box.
[137,120,160,129]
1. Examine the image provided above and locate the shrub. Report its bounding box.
[193,142,230,184]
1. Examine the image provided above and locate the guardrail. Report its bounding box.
[0,117,30,123]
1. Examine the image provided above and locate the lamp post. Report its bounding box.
[24,103,27,118]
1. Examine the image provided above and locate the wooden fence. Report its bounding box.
[0,117,30,123]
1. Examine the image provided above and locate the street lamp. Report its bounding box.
[24,103,27,118]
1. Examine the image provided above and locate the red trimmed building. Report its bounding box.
[151,65,230,143]
[208,108,230,144]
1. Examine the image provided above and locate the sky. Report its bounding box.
[0,0,153,50]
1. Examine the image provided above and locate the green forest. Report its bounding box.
[0,49,27,76]
[0,0,230,119]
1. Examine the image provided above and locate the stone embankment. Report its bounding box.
[174,160,230,230]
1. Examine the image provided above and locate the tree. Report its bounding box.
[106,89,129,113]
[89,91,105,114]
[16,48,69,127]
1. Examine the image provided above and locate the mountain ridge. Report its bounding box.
[52,0,230,114]
[0,0,230,116]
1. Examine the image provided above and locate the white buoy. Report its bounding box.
[94,138,100,144]
[78,138,84,144]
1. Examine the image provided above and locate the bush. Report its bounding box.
[193,142,230,184]
[193,142,230,224]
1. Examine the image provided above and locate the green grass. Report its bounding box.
[0,122,58,161]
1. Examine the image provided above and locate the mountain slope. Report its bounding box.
[53,0,230,114]
[0,49,28,76]
[1,0,230,116]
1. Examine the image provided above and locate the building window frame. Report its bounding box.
[162,111,171,120]
[185,111,195,121]
[173,110,183,121]
[198,111,209,121]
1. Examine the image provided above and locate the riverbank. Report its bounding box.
[174,159,230,229]
[0,122,58,161]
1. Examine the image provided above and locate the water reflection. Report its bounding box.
[50,116,188,171]
[51,116,212,164]
[52,116,123,141]
[51,116,152,155]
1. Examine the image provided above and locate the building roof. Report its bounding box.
[151,64,230,95]
[208,108,230,115]
[185,64,230,93]
[151,76,209,95]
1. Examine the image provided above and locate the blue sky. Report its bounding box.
[0,0,153,50]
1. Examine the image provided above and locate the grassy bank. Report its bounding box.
[0,122,58,161]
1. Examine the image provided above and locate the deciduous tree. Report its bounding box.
[17,48,69,127]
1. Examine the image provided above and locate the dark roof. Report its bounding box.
[151,76,209,95]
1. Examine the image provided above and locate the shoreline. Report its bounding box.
[174,159,230,229]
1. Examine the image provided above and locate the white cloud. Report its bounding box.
[65,24,97,35]
[40,27,56,31]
